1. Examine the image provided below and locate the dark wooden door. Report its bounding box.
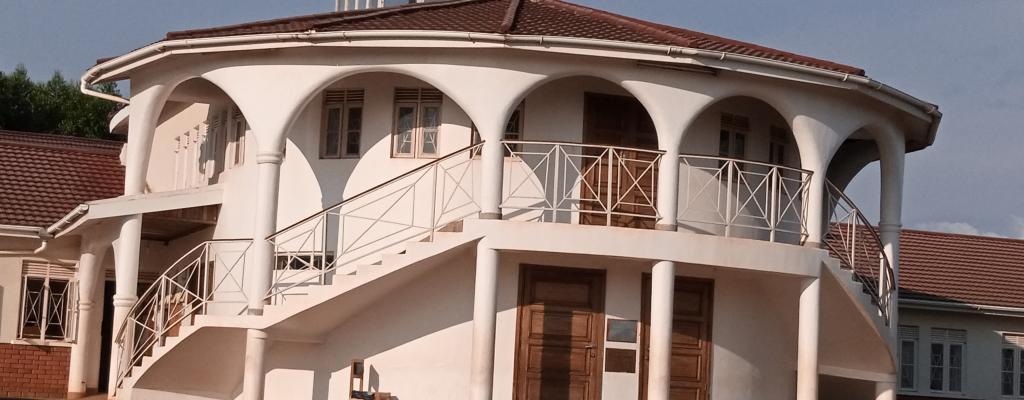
[640,277,714,400]
[581,93,659,228]
[515,265,606,400]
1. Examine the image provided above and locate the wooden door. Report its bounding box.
[515,265,606,400]
[640,277,714,400]
[581,93,659,228]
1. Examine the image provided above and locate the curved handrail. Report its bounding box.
[269,142,486,241]
[266,143,484,304]
[824,181,895,324]
[112,239,253,392]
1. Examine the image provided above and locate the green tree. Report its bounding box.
[0,65,123,139]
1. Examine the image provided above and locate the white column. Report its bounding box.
[469,242,499,400]
[875,380,897,400]
[804,166,828,246]
[796,276,821,400]
[478,123,505,220]
[647,260,675,400]
[655,147,680,231]
[107,214,143,394]
[879,138,905,338]
[68,238,108,396]
[247,151,284,315]
[243,329,269,400]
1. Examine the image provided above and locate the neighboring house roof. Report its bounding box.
[899,229,1024,310]
[0,130,125,228]
[163,0,864,76]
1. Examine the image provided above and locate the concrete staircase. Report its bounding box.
[119,229,480,399]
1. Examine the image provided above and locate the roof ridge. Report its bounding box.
[536,0,694,48]
[903,228,1024,245]
[308,0,495,31]
[499,0,523,34]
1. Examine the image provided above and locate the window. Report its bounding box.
[719,113,748,168]
[929,328,966,393]
[229,107,247,167]
[472,102,525,156]
[392,88,443,158]
[1001,334,1024,397]
[19,262,77,342]
[899,325,919,390]
[321,89,365,158]
[769,125,790,166]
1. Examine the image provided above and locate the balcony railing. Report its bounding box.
[677,155,812,244]
[113,239,253,392]
[501,140,663,228]
[825,181,894,324]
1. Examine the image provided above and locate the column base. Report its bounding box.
[654,223,677,232]
[478,212,502,220]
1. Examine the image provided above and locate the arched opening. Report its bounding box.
[499,75,661,229]
[677,96,808,243]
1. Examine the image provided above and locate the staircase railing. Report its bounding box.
[824,181,894,324]
[112,239,253,392]
[266,143,483,305]
[677,154,812,244]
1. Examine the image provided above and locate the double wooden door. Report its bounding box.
[581,93,660,229]
[514,265,606,400]
[640,277,714,400]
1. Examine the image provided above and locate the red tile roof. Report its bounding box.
[899,229,1024,309]
[164,0,864,75]
[0,130,125,228]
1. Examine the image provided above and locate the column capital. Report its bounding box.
[256,151,285,165]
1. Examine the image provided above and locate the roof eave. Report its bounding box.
[901,298,1024,318]
[82,30,941,142]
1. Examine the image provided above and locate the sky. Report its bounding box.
[1,0,1022,238]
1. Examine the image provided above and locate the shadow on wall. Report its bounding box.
[268,253,479,400]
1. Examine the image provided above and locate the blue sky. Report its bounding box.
[2,0,1022,237]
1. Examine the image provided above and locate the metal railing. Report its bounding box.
[825,181,894,324]
[266,143,483,305]
[501,140,663,227]
[677,155,812,244]
[113,239,253,391]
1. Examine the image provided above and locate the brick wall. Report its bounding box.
[0,343,70,399]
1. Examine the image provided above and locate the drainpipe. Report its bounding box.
[0,226,50,255]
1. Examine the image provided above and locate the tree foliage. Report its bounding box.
[0,65,122,139]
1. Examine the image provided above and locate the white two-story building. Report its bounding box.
[3,0,946,399]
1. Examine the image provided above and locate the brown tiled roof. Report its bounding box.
[0,130,125,228]
[899,229,1024,309]
[164,0,864,75]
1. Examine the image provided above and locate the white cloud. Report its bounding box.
[915,216,1024,239]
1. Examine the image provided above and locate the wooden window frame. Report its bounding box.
[1001,334,1024,398]
[900,338,918,391]
[391,88,443,159]
[321,89,365,159]
[18,262,77,343]
[929,328,966,394]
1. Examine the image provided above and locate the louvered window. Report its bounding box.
[899,325,919,390]
[229,107,247,167]
[719,113,748,169]
[19,261,78,342]
[392,88,443,158]
[929,328,966,393]
[1001,334,1024,397]
[322,89,365,158]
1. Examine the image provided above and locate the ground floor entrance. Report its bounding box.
[640,277,714,400]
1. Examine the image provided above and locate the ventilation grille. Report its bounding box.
[395,88,443,103]
[325,89,365,104]
[899,325,919,341]
[22,261,76,280]
[103,269,159,283]
[721,113,750,131]
[931,328,967,343]
[232,107,244,120]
